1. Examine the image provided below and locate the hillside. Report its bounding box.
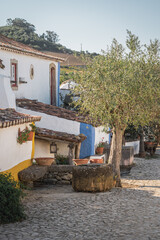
[0,18,75,54]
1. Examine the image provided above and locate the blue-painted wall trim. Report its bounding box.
[57,62,60,107]
[80,123,95,159]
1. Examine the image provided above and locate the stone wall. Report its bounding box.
[105,146,134,166]
[34,165,73,185]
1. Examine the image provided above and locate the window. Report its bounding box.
[30,64,34,80]
[10,59,18,88]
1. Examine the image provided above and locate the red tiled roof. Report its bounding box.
[0,34,65,62]
[43,51,86,66]
[0,108,41,128]
[36,127,86,143]
[16,99,92,124]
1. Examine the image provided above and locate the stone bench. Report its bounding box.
[18,165,48,186]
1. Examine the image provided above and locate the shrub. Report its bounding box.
[0,173,26,224]
[55,154,69,165]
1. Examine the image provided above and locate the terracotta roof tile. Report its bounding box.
[0,34,65,62]
[16,99,92,124]
[36,127,86,143]
[0,108,41,128]
[43,52,86,66]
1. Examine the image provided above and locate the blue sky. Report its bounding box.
[1,0,160,53]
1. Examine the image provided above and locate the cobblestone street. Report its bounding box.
[0,156,160,240]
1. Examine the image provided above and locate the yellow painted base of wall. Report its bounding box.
[1,159,32,182]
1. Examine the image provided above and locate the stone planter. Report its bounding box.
[35,157,54,166]
[90,159,103,164]
[73,159,89,165]
[72,164,114,192]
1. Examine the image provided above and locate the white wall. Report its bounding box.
[0,74,16,108]
[34,139,55,158]
[0,49,58,104]
[57,142,75,157]
[0,123,32,172]
[17,107,80,135]
[125,140,140,155]
[34,139,75,161]
[95,126,110,149]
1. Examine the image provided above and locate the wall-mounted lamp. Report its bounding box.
[50,142,57,153]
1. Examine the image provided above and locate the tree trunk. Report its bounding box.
[139,128,146,157]
[108,127,123,187]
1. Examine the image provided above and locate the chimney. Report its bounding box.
[0,74,16,109]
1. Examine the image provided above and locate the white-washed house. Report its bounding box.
[0,73,41,180]
[0,35,110,165]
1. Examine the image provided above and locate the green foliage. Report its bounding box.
[17,128,30,144]
[97,142,105,148]
[29,123,37,132]
[125,124,139,141]
[0,18,72,53]
[0,18,100,56]
[60,67,75,84]
[0,173,26,224]
[55,154,69,165]
[73,32,160,131]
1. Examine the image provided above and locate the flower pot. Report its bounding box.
[90,159,103,164]
[73,159,89,165]
[35,157,54,166]
[145,141,154,146]
[96,147,104,155]
[27,131,34,141]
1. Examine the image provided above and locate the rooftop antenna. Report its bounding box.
[81,43,82,52]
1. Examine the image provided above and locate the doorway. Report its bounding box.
[50,65,56,105]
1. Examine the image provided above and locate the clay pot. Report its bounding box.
[73,159,89,165]
[90,159,103,164]
[96,147,104,155]
[27,131,34,141]
[145,141,154,146]
[35,158,54,166]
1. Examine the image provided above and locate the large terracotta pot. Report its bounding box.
[35,157,54,166]
[96,147,104,155]
[90,159,103,164]
[73,159,89,165]
[27,131,34,141]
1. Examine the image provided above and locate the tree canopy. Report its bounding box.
[74,31,160,186]
[0,18,72,53]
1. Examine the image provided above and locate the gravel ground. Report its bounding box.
[0,155,160,240]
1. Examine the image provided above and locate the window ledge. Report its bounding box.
[11,86,18,91]
[19,80,27,84]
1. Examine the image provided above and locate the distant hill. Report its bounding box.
[0,18,76,54]
[0,18,99,57]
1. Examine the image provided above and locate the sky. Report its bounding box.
[1,0,160,53]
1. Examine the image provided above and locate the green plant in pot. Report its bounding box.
[96,138,105,155]
[17,128,30,144]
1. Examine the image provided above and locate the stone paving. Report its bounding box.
[0,155,160,240]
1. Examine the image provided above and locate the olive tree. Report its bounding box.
[74,31,160,187]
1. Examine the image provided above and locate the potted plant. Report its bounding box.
[96,138,105,155]
[27,123,37,141]
[17,128,31,144]
[34,157,55,166]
